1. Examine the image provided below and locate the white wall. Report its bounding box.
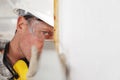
[59,0,120,80]
[0,0,17,40]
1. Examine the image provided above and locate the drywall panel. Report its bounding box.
[59,0,120,80]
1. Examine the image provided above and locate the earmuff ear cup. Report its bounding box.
[13,60,28,80]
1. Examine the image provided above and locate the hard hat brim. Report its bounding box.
[14,8,54,27]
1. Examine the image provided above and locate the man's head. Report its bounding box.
[12,0,54,61]
[14,12,54,61]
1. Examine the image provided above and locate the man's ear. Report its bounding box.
[16,16,27,32]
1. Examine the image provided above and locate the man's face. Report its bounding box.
[17,17,54,61]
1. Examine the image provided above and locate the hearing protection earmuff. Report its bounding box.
[13,59,28,80]
[3,42,29,80]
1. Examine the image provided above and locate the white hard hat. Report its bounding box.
[14,0,54,27]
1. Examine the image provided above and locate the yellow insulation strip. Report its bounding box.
[54,0,59,53]
[54,0,67,74]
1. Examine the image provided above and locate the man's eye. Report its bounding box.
[42,31,49,35]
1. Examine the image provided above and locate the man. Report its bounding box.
[1,0,54,79]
